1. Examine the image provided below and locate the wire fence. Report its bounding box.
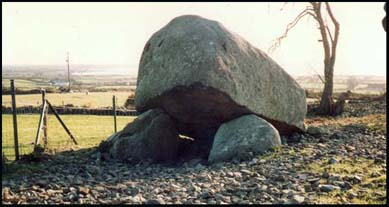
[1,81,137,161]
[2,100,18,160]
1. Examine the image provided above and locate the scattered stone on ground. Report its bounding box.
[2,100,386,204]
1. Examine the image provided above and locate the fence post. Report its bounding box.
[10,80,20,160]
[41,89,48,148]
[46,100,78,145]
[113,95,117,133]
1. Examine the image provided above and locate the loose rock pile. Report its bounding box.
[99,15,306,163]
[2,118,386,204]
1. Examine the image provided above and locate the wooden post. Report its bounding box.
[34,100,47,150]
[113,95,117,133]
[66,52,71,92]
[10,80,20,160]
[41,90,48,148]
[46,100,78,145]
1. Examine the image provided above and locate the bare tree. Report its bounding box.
[346,76,359,91]
[270,2,340,115]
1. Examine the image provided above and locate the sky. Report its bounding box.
[2,2,387,76]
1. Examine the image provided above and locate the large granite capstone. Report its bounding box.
[135,15,306,139]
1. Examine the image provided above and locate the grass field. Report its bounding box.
[2,78,52,89]
[2,91,133,108]
[2,114,135,160]
[299,83,383,94]
[2,77,136,91]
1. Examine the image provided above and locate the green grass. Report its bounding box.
[2,114,135,160]
[95,85,136,90]
[305,114,386,134]
[304,157,386,204]
[302,112,387,204]
[2,91,132,108]
[2,78,52,89]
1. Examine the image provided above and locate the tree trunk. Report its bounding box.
[315,2,339,116]
[317,63,334,115]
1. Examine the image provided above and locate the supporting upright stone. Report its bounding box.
[209,114,281,164]
[99,109,182,163]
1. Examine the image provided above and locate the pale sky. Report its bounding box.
[2,2,387,76]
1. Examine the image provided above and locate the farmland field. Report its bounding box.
[1,78,52,90]
[2,91,133,108]
[1,114,135,160]
[298,83,384,94]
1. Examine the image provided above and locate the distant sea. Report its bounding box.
[71,66,136,76]
[2,64,138,77]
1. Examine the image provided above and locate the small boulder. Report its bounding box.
[208,114,281,164]
[146,198,165,205]
[307,126,326,137]
[291,195,305,204]
[319,184,341,192]
[328,157,338,164]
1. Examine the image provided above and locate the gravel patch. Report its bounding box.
[2,101,386,204]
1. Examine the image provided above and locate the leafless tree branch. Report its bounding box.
[325,2,339,28]
[308,64,326,84]
[325,25,334,44]
[268,8,317,53]
[280,2,288,11]
[325,2,340,65]
[315,71,326,84]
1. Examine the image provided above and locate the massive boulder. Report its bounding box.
[99,109,181,163]
[135,15,306,140]
[208,114,281,164]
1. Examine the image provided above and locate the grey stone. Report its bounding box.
[307,177,320,184]
[352,175,362,184]
[78,187,90,195]
[98,108,181,162]
[240,169,253,175]
[319,184,341,192]
[188,185,201,193]
[135,15,306,137]
[146,198,165,204]
[194,163,206,170]
[322,172,330,179]
[68,192,79,202]
[328,174,342,184]
[291,195,305,204]
[307,126,326,137]
[186,158,202,167]
[343,181,353,190]
[328,157,338,164]
[208,115,281,164]
[348,191,358,199]
[94,186,105,192]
